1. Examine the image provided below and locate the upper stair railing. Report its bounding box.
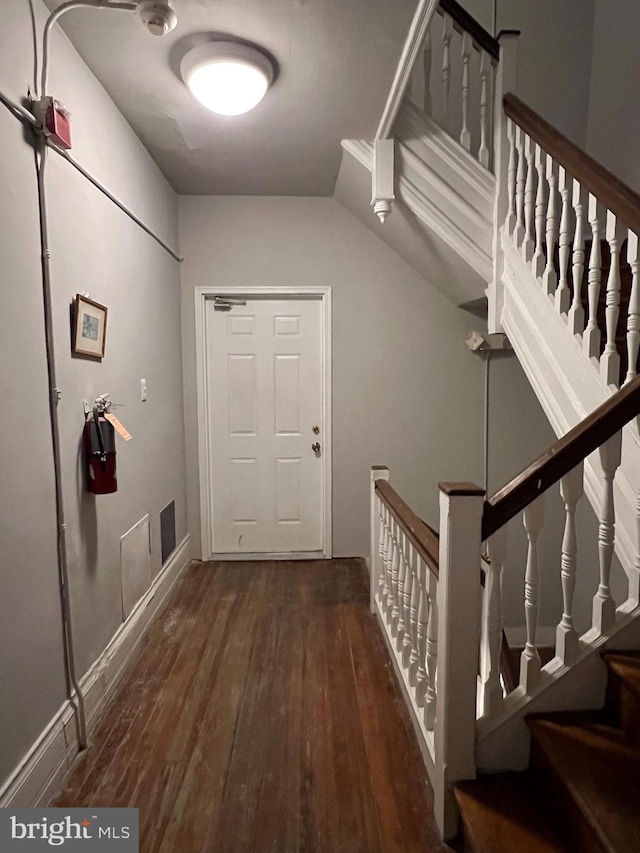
[501,94,640,388]
[370,375,640,839]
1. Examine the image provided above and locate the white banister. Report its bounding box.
[520,495,545,692]
[408,555,422,686]
[441,13,454,123]
[601,212,626,387]
[522,134,535,262]
[514,126,526,248]
[434,482,484,839]
[556,463,584,665]
[424,569,438,729]
[396,533,408,648]
[416,570,429,707]
[584,194,603,359]
[532,143,547,279]
[460,31,473,151]
[543,155,558,295]
[480,527,507,719]
[478,50,490,168]
[625,231,640,385]
[593,431,622,633]
[402,544,415,665]
[555,165,572,314]
[370,466,390,613]
[568,179,586,336]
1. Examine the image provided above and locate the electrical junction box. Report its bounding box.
[36,97,72,149]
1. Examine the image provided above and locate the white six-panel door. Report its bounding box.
[205,296,325,555]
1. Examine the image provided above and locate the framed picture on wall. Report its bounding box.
[72,294,108,358]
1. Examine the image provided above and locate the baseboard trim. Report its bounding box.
[0,534,192,809]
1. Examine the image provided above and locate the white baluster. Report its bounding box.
[478,51,490,168]
[568,179,586,336]
[415,573,428,707]
[377,502,388,607]
[480,527,507,718]
[593,432,622,634]
[522,135,536,262]
[424,570,438,731]
[423,27,433,114]
[505,119,517,235]
[555,166,572,314]
[556,463,584,665]
[520,495,545,692]
[389,521,400,626]
[543,155,558,295]
[381,508,392,615]
[514,126,526,247]
[408,552,421,683]
[625,231,640,384]
[441,14,453,124]
[601,212,626,387]
[532,143,547,278]
[584,194,603,359]
[396,533,408,651]
[402,544,415,667]
[460,32,472,152]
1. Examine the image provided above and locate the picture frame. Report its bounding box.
[72,294,108,358]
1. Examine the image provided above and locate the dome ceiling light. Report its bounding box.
[180,42,275,116]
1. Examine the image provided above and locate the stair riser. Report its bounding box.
[529,735,608,853]
[604,671,640,750]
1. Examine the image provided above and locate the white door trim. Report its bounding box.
[194,285,333,560]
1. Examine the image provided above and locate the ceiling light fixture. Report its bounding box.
[181,42,274,116]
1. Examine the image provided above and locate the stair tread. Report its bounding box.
[528,713,640,852]
[454,773,569,853]
[604,652,640,698]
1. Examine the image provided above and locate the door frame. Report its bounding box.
[194,285,333,560]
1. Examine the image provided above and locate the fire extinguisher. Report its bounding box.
[84,404,117,494]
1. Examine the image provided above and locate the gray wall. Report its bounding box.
[460,0,596,148]
[179,195,487,558]
[0,0,187,790]
[586,0,640,193]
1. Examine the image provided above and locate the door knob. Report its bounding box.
[312,442,321,454]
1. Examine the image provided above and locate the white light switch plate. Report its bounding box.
[140,378,147,402]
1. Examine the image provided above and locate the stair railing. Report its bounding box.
[370,374,640,839]
[372,0,516,223]
[500,94,640,388]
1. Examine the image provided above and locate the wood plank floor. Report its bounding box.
[53,559,453,852]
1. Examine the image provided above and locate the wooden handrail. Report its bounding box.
[504,93,640,237]
[375,479,440,577]
[482,375,640,540]
[439,0,500,60]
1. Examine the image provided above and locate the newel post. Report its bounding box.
[434,482,485,840]
[370,466,390,614]
[488,30,520,333]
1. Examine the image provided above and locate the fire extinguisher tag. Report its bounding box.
[104,412,132,441]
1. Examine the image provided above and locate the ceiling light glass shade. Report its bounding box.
[181,42,274,116]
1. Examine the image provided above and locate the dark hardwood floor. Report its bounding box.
[53,559,452,852]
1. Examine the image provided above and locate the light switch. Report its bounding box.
[140,379,147,402]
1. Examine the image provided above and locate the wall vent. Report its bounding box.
[160,500,176,565]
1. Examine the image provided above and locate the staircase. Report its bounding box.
[455,652,640,852]
[357,0,640,846]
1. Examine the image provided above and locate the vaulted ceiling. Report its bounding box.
[47,0,418,195]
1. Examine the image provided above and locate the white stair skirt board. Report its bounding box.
[0,535,191,809]
[336,116,494,307]
[501,234,640,576]
[476,601,640,772]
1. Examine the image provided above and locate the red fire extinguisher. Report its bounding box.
[84,408,117,494]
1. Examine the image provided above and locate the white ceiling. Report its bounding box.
[48,0,418,195]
